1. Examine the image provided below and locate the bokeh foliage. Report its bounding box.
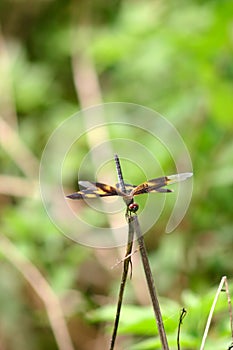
[0,0,233,349]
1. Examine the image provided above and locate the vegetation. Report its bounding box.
[0,0,233,349]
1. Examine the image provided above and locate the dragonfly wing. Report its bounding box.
[93,182,119,196]
[79,181,119,194]
[67,181,122,199]
[66,190,88,199]
[132,177,167,196]
[116,183,136,193]
[132,172,193,196]
[78,181,98,190]
[166,172,193,184]
[151,188,173,193]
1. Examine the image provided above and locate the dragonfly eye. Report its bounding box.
[128,203,139,213]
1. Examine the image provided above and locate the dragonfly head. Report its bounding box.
[128,202,139,213]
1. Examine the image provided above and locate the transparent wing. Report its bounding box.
[78,181,98,190]
[166,172,193,184]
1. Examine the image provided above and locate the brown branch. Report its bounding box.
[0,235,75,350]
[109,216,134,350]
[0,175,38,198]
[72,52,102,109]
[0,117,39,178]
[133,216,170,350]
[0,28,18,128]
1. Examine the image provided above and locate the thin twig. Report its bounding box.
[109,216,134,350]
[109,155,135,350]
[177,308,187,350]
[224,277,233,343]
[110,155,170,350]
[111,247,139,270]
[200,276,228,350]
[133,216,170,350]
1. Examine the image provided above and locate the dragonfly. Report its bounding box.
[66,171,193,214]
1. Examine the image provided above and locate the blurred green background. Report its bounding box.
[0,0,233,349]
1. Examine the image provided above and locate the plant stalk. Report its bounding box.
[133,216,170,350]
